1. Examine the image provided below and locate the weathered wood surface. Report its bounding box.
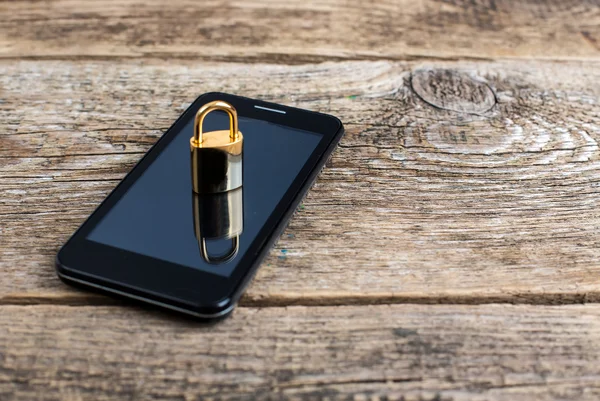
[1,0,600,61]
[2,59,600,305]
[3,0,600,399]
[3,303,600,400]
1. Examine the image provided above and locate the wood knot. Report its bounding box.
[411,69,496,114]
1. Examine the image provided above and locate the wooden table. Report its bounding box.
[2,0,600,399]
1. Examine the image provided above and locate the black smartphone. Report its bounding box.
[56,92,344,319]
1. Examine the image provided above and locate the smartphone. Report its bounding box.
[56,92,344,319]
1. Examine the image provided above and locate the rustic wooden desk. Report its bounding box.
[2,0,600,399]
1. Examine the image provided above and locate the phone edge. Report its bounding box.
[56,269,235,319]
[225,118,346,310]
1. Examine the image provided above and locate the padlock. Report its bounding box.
[192,188,243,264]
[190,100,244,264]
[190,100,243,194]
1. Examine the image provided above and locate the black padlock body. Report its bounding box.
[190,148,242,194]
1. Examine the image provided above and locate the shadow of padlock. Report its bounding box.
[192,188,243,264]
[190,100,244,264]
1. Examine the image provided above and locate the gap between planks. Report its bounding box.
[3,52,600,65]
[3,290,600,308]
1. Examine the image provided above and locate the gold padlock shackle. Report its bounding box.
[192,100,239,147]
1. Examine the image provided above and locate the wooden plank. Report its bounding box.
[2,303,600,400]
[2,59,600,305]
[1,0,599,61]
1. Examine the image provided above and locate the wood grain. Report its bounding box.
[2,303,600,400]
[1,0,599,61]
[4,1,600,398]
[2,59,600,305]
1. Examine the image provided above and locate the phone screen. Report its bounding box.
[86,111,322,277]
